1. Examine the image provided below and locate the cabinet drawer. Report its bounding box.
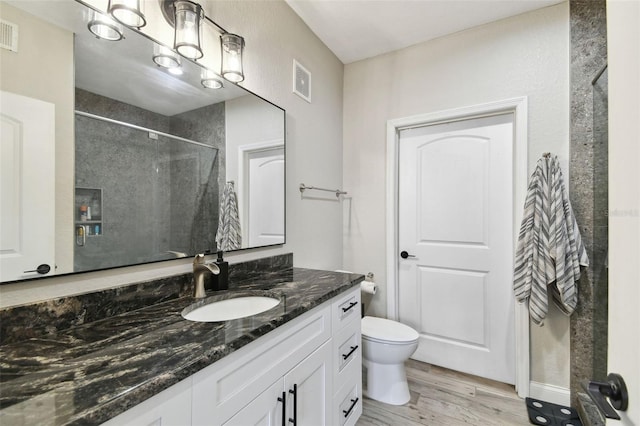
[335,326,361,375]
[331,287,361,333]
[333,365,362,426]
[192,304,331,425]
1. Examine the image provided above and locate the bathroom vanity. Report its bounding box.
[0,261,363,426]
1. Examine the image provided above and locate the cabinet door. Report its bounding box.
[222,379,285,426]
[284,341,332,426]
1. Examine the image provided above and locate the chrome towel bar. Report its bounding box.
[299,183,347,198]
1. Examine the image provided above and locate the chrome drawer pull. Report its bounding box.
[342,345,359,360]
[343,397,359,418]
[342,301,358,313]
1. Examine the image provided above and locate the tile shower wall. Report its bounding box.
[74,89,223,271]
[569,0,608,404]
[169,103,225,254]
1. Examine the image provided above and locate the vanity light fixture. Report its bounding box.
[108,0,146,29]
[173,0,204,60]
[221,33,245,82]
[159,0,246,81]
[87,11,124,41]
[153,44,181,70]
[201,69,223,89]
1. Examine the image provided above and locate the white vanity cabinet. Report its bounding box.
[331,289,363,426]
[223,341,331,426]
[191,299,334,426]
[101,287,361,426]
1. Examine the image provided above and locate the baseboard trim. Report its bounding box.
[529,381,571,406]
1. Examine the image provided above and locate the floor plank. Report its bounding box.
[357,359,529,425]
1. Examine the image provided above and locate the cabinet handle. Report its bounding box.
[343,397,359,418]
[342,345,359,360]
[342,301,358,313]
[277,391,286,426]
[288,384,297,425]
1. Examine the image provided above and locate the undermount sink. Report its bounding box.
[182,296,281,322]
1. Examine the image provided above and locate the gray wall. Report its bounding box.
[569,0,608,403]
[74,89,221,271]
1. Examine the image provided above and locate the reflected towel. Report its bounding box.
[513,154,589,326]
[216,181,242,251]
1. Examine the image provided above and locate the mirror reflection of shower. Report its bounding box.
[74,110,219,272]
[591,64,608,382]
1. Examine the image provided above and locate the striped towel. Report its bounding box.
[215,181,242,251]
[513,155,589,326]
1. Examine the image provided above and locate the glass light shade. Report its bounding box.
[88,11,124,41]
[174,0,204,60]
[221,33,245,82]
[153,44,181,69]
[108,0,146,28]
[201,69,223,89]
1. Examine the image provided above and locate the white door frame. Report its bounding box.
[385,97,529,397]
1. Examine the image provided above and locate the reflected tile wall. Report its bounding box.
[74,89,223,271]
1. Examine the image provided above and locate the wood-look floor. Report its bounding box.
[356,359,530,425]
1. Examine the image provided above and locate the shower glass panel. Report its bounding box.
[592,65,608,381]
[74,113,218,272]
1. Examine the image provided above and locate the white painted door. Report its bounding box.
[223,379,284,426]
[606,0,639,422]
[247,146,285,246]
[284,341,331,426]
[0,91,55,281]
[398,113,515,384]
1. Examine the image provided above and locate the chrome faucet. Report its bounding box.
[193,254,220,298]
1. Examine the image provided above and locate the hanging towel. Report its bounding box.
[513,154,589,326]
[216,181,242,251]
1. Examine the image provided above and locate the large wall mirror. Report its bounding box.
[0,0,285,283]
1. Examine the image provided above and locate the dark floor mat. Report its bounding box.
[525,397,583,426]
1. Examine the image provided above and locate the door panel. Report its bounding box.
[0,91,55,281]
[246,146,284,246]
[417,136,489,245]
[398,113,515,384]
[419,267,488,347]
[223,380,283,426]
[285,341,331,426]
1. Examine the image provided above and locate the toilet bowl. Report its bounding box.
[361,316,419,405]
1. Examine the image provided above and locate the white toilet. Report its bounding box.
[361,316,419,405]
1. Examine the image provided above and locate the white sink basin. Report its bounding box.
[182,296,280,322]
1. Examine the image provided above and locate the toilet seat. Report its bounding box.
[361,316,419,344]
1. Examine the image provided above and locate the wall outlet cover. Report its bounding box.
[293,60,311,102]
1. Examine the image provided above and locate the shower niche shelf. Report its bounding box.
[75,187,103,237]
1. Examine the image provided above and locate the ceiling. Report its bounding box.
[285,0,563,64]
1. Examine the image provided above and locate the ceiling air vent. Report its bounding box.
[0,19,18,52]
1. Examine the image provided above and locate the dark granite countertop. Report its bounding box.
[0,267,364,426]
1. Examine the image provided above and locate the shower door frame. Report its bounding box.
[385,96,530,398]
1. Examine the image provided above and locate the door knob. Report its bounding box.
[24,264,51,275]
[400,251,415,259]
